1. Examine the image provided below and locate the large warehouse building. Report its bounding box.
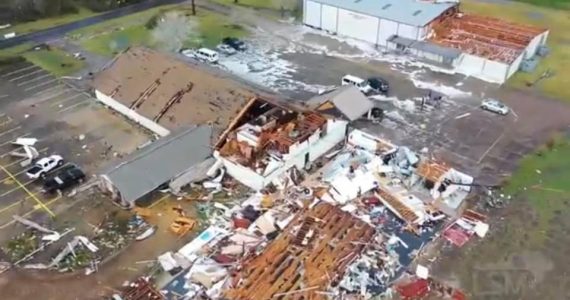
[303,0,549,83]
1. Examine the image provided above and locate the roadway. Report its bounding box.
[0,0,186,49]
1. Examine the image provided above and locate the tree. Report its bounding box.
[191,0,196,15]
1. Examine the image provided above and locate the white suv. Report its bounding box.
[341,75,372,94]
[26,155,64,179]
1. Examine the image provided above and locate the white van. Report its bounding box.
[195,48,219,63]
[341,75,372,94]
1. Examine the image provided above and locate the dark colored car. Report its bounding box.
[367,77,389,94]
[222,37,246,51]
[42,164,86,194]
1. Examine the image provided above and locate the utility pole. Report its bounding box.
[191,0,196,15]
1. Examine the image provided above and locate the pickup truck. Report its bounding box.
[26,155,64,179]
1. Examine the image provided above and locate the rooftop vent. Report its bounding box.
[382,4,392,9]
[413,10,422,16]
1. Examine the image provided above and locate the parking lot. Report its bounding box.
[0,62,150,242]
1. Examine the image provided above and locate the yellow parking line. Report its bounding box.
[0,195,61,230]
[0,165,54,217]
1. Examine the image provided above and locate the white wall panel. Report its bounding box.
[524,32,544,59]
[397,23,419,40]
[506,52,524,80]
[304,0,322,28]
[455,54,485,76]
[338,9,379,44]
[95,90,170,137]
[321,5,338,32]
[377,18,399,47]
[482,60,509,83]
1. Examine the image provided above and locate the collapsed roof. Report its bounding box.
[216,97,328,171]
[306,85,374,121]
[92,47,252,130]
[429,13,547,63]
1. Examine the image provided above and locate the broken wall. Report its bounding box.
[218,119,348,190]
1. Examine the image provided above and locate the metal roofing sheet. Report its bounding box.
[307,85,374,121]
[309,0,457,27]
[104,125,212,203]
[388,35,461,59]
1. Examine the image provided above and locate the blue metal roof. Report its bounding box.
[309,0,457,27]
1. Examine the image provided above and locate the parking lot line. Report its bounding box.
[0,164,54,217]
[58,99,91,113]
[1,65,37,78]
[31,85,61,97]
[0,133,30,148]
[49,93,82,107]
[0,195,61,230]
[0,95,8,99]
[0,199,23,214]
[24,79,57,91]
[1,162,71,185]
[0,126,22,139]
[17,73,52,86]
[9,69,45,82]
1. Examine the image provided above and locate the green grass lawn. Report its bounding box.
[210,0,298,10]
[462,0,570,102]
[73,5,248,56]
[0,6,96,36]
[0,44,32,60]
[514,0,570,9]
[22,48,85,76]
[502,137,570,244]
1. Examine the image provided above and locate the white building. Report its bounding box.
[303,0,549,84]
[214,98,348,191]
[303,0,457,47]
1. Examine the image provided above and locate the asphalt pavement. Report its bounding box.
[0,0,186,49]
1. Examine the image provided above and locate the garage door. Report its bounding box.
[321,5,338,32]
[305,0,322,28]
[338,9,379,44]
[377,19,398,46]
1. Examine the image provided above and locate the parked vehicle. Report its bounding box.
[195,48,219,63]
[42,164,85,194]
[180,48,195,58]
[481,98,509,115]
[367,77,389,94]
[26,155,64,179]
[222,37,246,51]
[216,44,237,55]
[341,75,372,94]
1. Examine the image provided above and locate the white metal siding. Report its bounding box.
[305,0,322,28]
[397,23,419,40]
[506,52,524,80]
[482,59,509,83]
[321,5,338,32]
[377,18,399,47]
[94,90,170,137]
[456,54,485,76]
[524,32,545,59]
[338,9,379,44]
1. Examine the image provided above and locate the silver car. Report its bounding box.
[481,99,509,115]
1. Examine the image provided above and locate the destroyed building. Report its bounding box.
[214,97,349,191]
[92,47,252,137]
[303,0,549,83]
[225,202,375,299]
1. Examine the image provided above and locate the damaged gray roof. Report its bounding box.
[103,126,212,203]
[307,85,374,121]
